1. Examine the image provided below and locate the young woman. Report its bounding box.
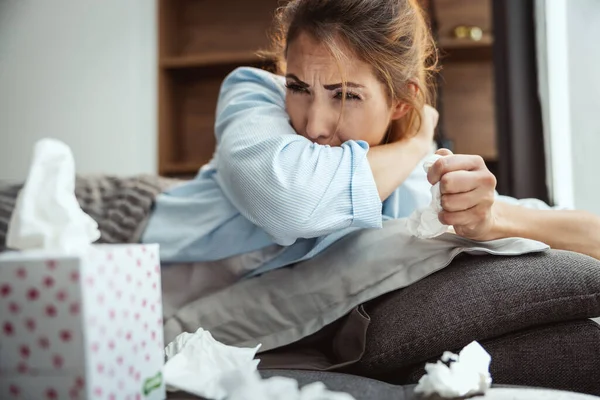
[142,0,600,275]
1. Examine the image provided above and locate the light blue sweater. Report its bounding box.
[141,67,432,276]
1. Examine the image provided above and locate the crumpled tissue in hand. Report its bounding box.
[6,138,101,252]
[414,341,492,398]
[406,154,449,238]
[164,327,356,400]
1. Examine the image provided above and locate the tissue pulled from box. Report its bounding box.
[164,327,356,400]
[406,154,449,239]
[6,138,100,252]
[414,341,492,398]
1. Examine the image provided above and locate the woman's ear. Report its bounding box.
[391,102,411,120]
[390,82,419,120]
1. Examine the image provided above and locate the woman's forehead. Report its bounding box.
[286,32,376,83]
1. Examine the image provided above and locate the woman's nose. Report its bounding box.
[304,101,334,143]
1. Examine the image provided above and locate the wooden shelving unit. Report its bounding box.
[157,0,279,177]
[160,51,264,69]
[161,161,206,176]
[157,0,499,177]
[439,33,494,50]
[433,0,498,167]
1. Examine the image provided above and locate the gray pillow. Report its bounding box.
[163,219,549,351]
[351,250,600,376]
[0,182,21,253]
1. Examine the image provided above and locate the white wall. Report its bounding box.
[567,0,600,214]
[0,0,157,181]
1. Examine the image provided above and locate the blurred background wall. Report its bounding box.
[0,0,157,180]
[567,0,600,214]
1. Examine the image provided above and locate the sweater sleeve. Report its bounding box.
[213,67,382,245]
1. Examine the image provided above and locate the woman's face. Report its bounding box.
[285,32,406,147]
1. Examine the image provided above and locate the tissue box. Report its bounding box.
[0,244,165,400]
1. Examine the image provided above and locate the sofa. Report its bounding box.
[250,250,600,398]
[2,179,599,398]
[167,250,600,399]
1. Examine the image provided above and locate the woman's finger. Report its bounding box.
[439,203,488,227]
[435,148,453,157]
[428,154,486,185]
[440,188,484,212]
[439,170,478,194]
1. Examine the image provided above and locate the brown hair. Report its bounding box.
[266,0,438,140]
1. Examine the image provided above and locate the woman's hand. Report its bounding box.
[429,149,600,258]
[413,104,438,146]
[367,105,439,201]
[428,149,500,241]
[391,105,438,153]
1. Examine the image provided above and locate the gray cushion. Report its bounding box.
[260,370,405,400]
[400,319,600,396]
[163,220,547,352]
[259,371,600,399]
[351,250,600,376]
[166,370,600,399]
[0,183,20,252]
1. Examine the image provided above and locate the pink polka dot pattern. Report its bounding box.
[0,244,165,399]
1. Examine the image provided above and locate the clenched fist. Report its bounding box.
[427,149,500,241]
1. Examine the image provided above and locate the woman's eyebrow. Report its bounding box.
[322,82,364,90]
[285,74,364,90]
[285,74,309,88]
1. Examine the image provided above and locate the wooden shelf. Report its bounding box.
[161,162,205,175]
[441,61,498,161]
[439,33,493,50]
[160,51,266,69]
[157,0,500,177]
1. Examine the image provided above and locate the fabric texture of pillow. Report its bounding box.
[162,219,549,351]
[398,318,600,395]
[350,250,600,375]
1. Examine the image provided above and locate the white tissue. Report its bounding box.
[414,341,492,398]
[6,139,100,253]
[406,154,449,238]
[223,370,356,400]
[164,328,261,400]
[164,328,356,400]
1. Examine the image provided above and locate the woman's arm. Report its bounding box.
[492,203,600,259]
[428,149,600,260]
[368,106,438,200]
[214,67,432,245]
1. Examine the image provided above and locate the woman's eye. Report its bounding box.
[334,91,362,101]
[285,83,308,94]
